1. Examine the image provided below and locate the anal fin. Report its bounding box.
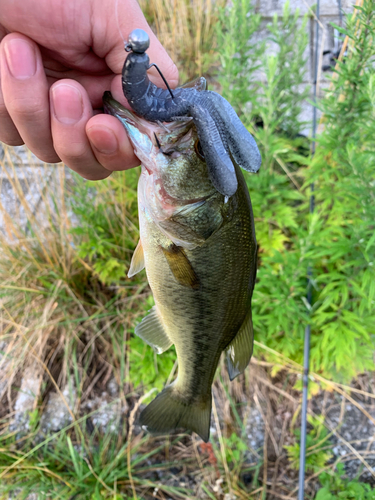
[226,307,254,381]
[128,239,145,277]
[135,306,173,354]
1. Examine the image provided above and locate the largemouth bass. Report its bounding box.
[104,91,258,442]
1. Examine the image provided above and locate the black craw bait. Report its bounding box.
[121,29,262,197]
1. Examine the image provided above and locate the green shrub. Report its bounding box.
[316,463,375,500]
[303,2,375,379]
[218,0,375,381]
[215,0,262,115]
[285,416,333,472]
[264,2,310,137]
[69,168,140,285]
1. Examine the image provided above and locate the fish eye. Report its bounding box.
[194,139,205,160]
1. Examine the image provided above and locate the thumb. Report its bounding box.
[93,0,179,102]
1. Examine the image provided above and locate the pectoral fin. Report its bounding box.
[135,306,173,354]
[128,240,145,277]
[161,244,200,290]
[225,307,254,381]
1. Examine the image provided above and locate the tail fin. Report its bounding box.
[139,386,212,442]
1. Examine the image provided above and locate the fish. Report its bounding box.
[103,91,258,442]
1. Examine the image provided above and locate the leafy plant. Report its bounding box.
[263,1,310,137]
[140,0,226,83]
[216,0,310,136]
[315,463,375,500]
[285,416,333,472]
[303,1,375,379]
[69,168,140,285]
[220,0,375,381]
[223,432,248,467]
[215,0,262,115]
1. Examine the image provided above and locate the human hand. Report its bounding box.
[0,0,178,179]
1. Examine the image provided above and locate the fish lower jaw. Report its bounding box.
[140,158,157,175]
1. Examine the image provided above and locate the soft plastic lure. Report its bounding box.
[120,29,262,197]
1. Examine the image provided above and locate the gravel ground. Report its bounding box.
[312,389,375,483]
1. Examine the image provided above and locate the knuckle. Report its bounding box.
[7,95,45,121]
[54,140,87,163]
[53,142,110,180]
[0,99,7,116]
[0,109,24,145]
[0,101,13,125]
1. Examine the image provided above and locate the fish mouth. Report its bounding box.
[103,91,193,146]
[103,91,140,125]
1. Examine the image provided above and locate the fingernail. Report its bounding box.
[51,84,83,124]
[88,126,118,154]
[4,39,36,79]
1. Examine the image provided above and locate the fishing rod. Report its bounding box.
[298,0,320,497]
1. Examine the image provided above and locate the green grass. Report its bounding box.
[0,412,194,499]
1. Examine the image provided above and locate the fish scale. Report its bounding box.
[139,161,256,437]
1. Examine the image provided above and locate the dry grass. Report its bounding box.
[139,0,225,83]
[0,145,146,421]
